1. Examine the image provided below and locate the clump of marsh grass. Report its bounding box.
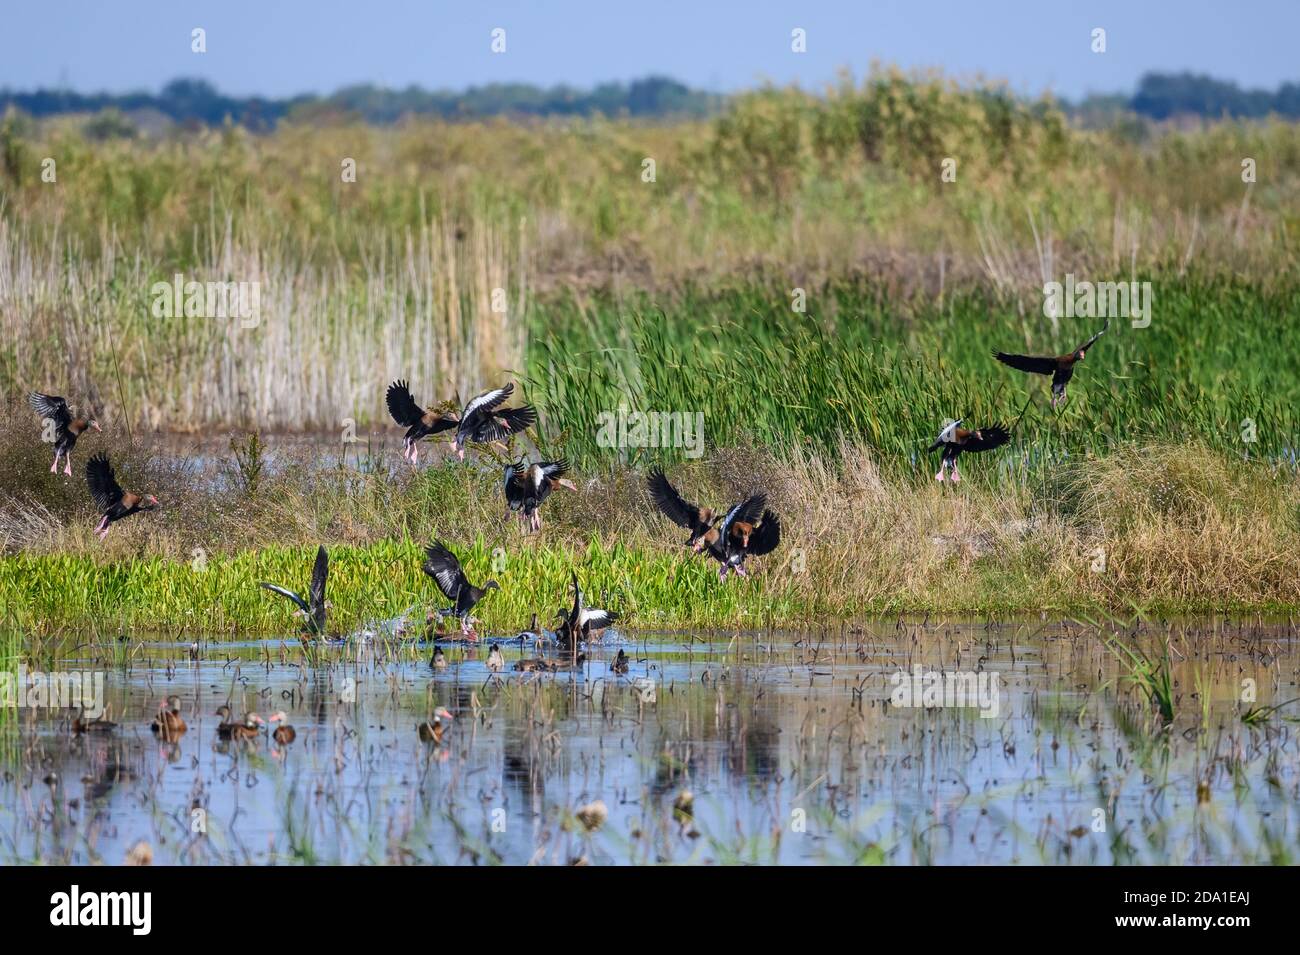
[226,431,267,496]
[1107,638,1175,725]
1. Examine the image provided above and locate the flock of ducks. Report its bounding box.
[25,319,1109,537]
[69,697,294,748]
[28,324,1110,747]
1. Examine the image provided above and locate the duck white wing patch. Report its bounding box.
[579,608,616,629]
[462,383,512,418]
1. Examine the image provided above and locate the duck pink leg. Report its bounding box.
[951,465,961,484]
[935,460,947,482]
[51,450,61,473]
[63,452,72,477]
[95,515,110,541]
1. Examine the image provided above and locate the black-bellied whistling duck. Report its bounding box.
[150,695,187,738]
[85,453,158,541]
[700,495,781,580]
[71,705,117,734]
[422,541,499,637]
[504,458,577,532]
[555,606,619,641]
[214,705,237,740]
[555,572,618,645]
[431,646,447,669]
[386,380,459,465]
[270,711,297,744]
[449,383,536,461]
[927,420,1011,483]
[259,545,329,637]
[515,612,548,645]
[29,393,99,476]
[994,319,1108,408]
[513,651,586,673]
[486,644,504,671]
[417,706,454,743]
[646,468,717,549]
[611,649,629,674]
[228,712,266,742]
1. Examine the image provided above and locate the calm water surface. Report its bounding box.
[1,619,1297,865]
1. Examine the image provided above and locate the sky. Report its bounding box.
[0,1,1294,100]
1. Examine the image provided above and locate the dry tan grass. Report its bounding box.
[0,214,527,432]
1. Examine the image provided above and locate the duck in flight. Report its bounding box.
[927,420,1011,483]
[29,392,99,476]
[646,468,718,551]
[386,379,459,465]
[504,458,578,532]
[698,495,781,580]
[86,453,158,541]
[259,545,330,638]
[450,383,536,461]
[422,541,499,637]
[993,319,1108,408]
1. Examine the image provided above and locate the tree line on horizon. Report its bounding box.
[1,72,1296,131]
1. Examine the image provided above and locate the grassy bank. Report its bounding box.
[2,438,1297,634]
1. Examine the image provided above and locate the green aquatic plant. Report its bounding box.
[1107,638,1175,724]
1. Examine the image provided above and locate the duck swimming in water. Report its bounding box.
[486,644,505,671]
[150,695,187,738]
[611,649,630,674]
[270,711,297,744]
[214,705,237,740]
[513,651,586,673]
[228,712,266,742]
[431,646,448,669]
[417,707,454,743]
[71,705,117,735]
